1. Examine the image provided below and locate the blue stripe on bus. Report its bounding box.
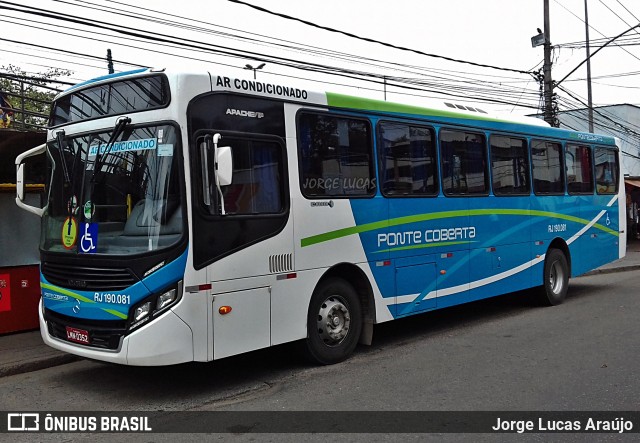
[64,68,149,93]
[41,248,188,321]
[350,195,619,319]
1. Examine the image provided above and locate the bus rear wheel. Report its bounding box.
[304,278,362,365]
[539,248,569,306]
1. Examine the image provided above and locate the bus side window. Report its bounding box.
[378,121,437,196]
[490,135,530,196]
[566,144,593,195]
[594,147,619,194]
[298,112,375,198]
[205,138,285,215]
[440,129,488,195]
[531,140,564,195]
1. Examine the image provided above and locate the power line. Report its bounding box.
[5,34,542,111]
[615,0,640,23]
[64,0,540,91]
[552,0,640,63]
[597,0,640,33]
[556,83,640,137]
[0,14,146,68]
[1,2,544,111]
[0,44,108,77]
[556,22,640,86]
[67,0,535,84]
[3,0,640,156]
[226,0,535,76]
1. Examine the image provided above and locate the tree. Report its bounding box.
[0,64,73,130]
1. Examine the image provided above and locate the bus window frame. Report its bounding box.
[376,119,439,199]
[488,133,531,197]
[296,109,376,200]
[191,129,290,219]
[530,138,566,196]
[594,146,620,195]
[565,143,594,196]
[438,127,490,198]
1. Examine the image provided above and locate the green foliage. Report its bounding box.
[0,64,73,130]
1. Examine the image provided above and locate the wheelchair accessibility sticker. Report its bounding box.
[79,222,98,254]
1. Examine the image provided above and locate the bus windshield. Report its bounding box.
[41,123,183,256]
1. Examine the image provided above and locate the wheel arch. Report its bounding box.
[317,262,375,345]
[548,237,572,276]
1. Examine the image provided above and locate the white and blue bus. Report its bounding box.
[16,68,625,365]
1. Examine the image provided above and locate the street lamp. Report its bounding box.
[530,28,545,48]
[244,63,265,79]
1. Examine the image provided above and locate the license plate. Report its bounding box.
[65,326,90,345]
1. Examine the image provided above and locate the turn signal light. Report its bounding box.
[219,306,232,315]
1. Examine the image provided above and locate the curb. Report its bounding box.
[582,264,640,276]
[0,354,81,378]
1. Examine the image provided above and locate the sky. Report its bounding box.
[2,0,640,116]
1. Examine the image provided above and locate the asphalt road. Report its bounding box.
[1,270,639,442]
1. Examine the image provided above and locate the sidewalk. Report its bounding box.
[584,237,640,274]
[0,329,79,378]
[2,242,640,377]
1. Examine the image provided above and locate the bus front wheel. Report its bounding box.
[304,278,362,365]
[540,248,569,306]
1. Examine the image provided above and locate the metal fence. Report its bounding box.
[1,73,73,131]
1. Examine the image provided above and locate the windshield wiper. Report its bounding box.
[92,116,131,182]
[55,130,70,184]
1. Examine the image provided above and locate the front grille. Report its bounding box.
[42,261,138,291]
[44,309,127,350]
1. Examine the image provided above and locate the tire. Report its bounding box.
[304,278,362,365]
[539,248,569,306]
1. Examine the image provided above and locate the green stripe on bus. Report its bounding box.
[41,283,129,320]
[102,309,128,320]
[300,209,617,247]
[300,210,466,247]
[326,93,509,124]
[41,283,94,304]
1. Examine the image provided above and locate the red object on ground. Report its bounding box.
[0,265,40,334]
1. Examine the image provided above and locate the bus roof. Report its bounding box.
[58,68,617,147]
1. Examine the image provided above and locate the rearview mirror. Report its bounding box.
[15,143,46,217]
[216,145,233,187]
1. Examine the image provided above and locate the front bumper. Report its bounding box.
[39,298,194,366]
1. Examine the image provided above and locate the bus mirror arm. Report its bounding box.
[200,137,212,209]
[15,143,46,217]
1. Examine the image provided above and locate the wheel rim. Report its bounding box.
[316,296,351,347]
[549,259,565,295]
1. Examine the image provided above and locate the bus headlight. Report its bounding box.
[157,288,177,311]
[134,302,152,322]
[128,282,182,331]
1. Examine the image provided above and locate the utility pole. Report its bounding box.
[584,0,594,132]
[107,49,114,74]
[383,76,387,101]
[543,0,556,126]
